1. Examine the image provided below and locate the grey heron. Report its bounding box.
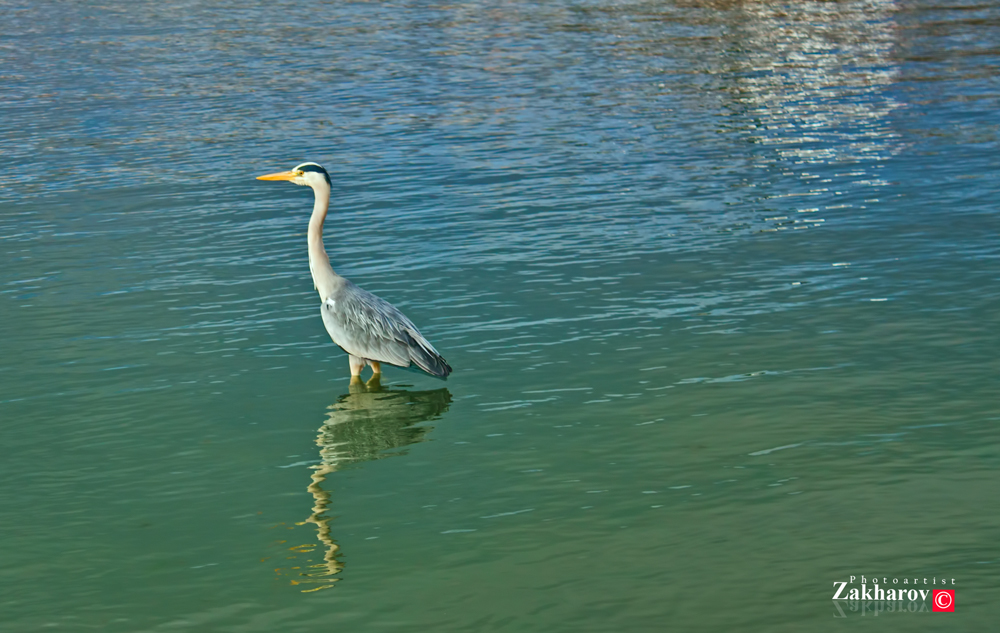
[257,162,452,380]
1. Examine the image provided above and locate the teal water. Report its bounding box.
[2,0,999,630]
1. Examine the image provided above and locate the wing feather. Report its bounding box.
[319,279,452,378]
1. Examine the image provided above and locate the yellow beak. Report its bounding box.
[256,170,299,181]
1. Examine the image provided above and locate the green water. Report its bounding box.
[2,0,998,630]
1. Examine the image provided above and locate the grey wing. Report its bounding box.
[320,280,452,378]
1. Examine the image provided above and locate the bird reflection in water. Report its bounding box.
[278,375,452,592]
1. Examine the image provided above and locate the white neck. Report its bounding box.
[307,183,337,301]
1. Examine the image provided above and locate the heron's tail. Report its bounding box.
[402,330,452,379]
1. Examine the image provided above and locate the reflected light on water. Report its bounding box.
[716,0,903,164]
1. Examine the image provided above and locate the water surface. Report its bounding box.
[2,0,999,630]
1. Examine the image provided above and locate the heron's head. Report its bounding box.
[257,162,331,189]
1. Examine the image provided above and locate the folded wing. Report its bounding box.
[320,279,452,378]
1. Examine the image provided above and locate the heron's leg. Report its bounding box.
[369,360,382,375]
[349,355,365,377]
[365,373,382,391]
